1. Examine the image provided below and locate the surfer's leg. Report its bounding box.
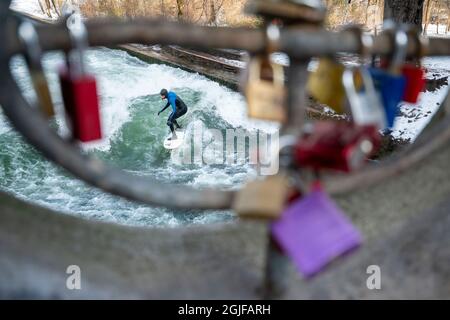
[172,107,187,129]
[167,113,177,140]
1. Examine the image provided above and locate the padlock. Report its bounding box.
[294,121,381,172]
[307,57,346,114]
[18,21,55,118]
[245,56,287,122]
[402,64,425,103]
[369,27,408,127]
[232,175,290,220]
[59,14,102,142]
[271,185,362,278]
[401,27,427,103]
[343,66,387,129]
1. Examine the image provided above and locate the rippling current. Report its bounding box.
[0,48,277,226]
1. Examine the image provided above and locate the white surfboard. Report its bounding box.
[163,130,185,150]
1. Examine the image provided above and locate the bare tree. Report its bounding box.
[384,0,425,32]
[206,0,225,25]
[447,0,450,33]
[176,0,184,21]
[423,0,436,35]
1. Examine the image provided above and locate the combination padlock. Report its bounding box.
[369,27,408,128]
[401,27,427,104]
[59,14,102,142]
[244,55,287,123]
[18,21,55,118]
[343,66,387,129]
[307,57,346,114]
[233,175,290,220]
[294,121,381,172]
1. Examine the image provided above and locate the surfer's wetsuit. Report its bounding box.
[159,91,188,136]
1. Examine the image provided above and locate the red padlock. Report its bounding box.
[294,121,381,172]
[401,63,425,103]
[401,27,427,104]
[59,14,102,142]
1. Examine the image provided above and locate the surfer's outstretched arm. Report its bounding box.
[158,102,171,115]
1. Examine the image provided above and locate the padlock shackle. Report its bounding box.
[17,21,42,70]
[248,56,285,86]
[344,25,373,62]
[391,30,408,72]
[67,13,89,78]
[382,21,408,74]
[343,67,386,128]
[402,24,429,62]
[265,22,281,54]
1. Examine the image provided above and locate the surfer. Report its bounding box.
[158,89,188,140]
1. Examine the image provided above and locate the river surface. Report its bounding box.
[0,48,277,226]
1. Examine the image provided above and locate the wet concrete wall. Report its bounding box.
[1,133,449,299]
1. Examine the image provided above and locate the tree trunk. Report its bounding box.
[365,0,371,26]
[437,0,443,34]
[160,0,165,16]
[423,0,433,34]
[208,1,217,25]
[447,0,450,33]
[176,0,184,21]
[384,0,425,31]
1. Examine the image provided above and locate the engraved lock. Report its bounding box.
[343,66,387,129]
[307,57,346,114]
[245,56,287,122]
[59,13,102,142]
[233,175,290,220]
[401,26,427,104]
[18,21,55,118]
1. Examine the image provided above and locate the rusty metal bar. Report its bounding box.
[4,17,450,59]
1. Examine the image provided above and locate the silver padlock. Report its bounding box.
[343,66,386,129]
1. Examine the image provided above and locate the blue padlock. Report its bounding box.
[369,68,406,128]
[369,27,408,128]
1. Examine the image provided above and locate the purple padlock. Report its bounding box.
[271,189,362,278]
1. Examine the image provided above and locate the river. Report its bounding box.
[0,47,277,226]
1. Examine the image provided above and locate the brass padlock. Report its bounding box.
[307,57,346,114]
[233,175,290,220]
[245,56,287,123]
[18,21,55,118]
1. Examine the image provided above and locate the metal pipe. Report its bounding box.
[5,17,450,59]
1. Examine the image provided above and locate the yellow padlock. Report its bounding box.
[18,21,55,118]
[29,71,55,118]
[245,56,287,123]
[307,57,346,114]
[233,175,290,220]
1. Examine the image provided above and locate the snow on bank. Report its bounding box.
[10,0,50,19]
[392,57,450,142]
[424,24,450,37]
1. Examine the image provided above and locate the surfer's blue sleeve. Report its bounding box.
[168,92,177,113]
[159,101,171,114]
